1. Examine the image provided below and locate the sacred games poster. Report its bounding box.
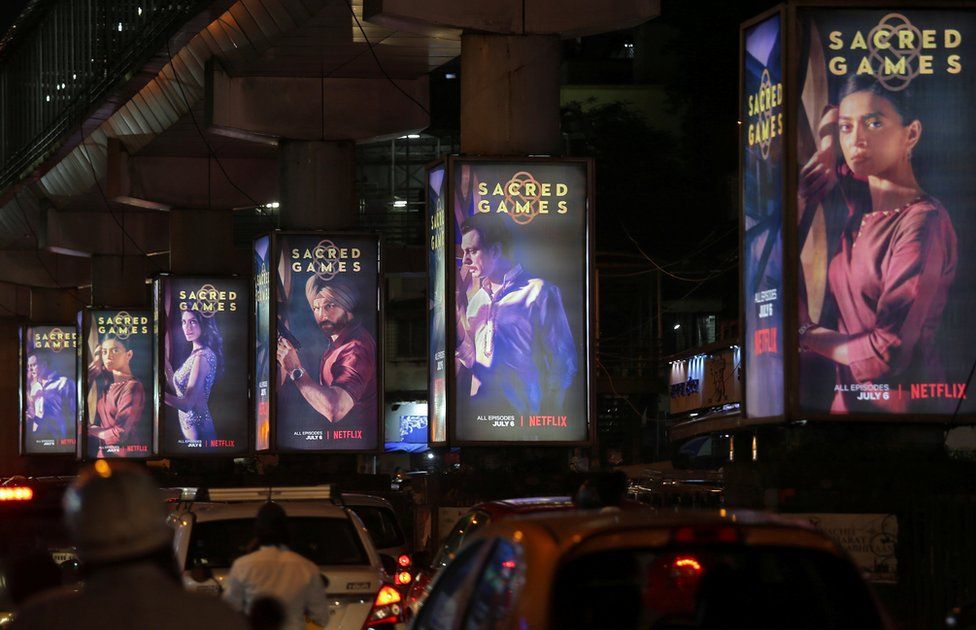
[273,234,381,452]
[81,309,154,458]
[450,159,591,443]
[428,164,448,444]
[155,276,249,455]
[796,10,976,419]
[20,325,78,454]
[743,12,785,419]
[254,236,271,450]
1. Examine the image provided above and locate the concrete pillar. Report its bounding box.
[460,34,562,155]
[0,320,26,475]
[30,287,90,322]
[278,141,357,230]
[91,255,149,306]
[168,209,237,275]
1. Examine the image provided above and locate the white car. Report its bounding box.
[169,486,404,629]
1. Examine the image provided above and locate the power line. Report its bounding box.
[342,0,431,118]
[165,37,260,208]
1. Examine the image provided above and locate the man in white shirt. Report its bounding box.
[223,502,330,630]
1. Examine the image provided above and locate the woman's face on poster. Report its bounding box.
[181,311,201,343]
[101,339,131,372]
[838,90,918,179]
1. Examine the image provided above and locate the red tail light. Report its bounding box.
[362,585,403,629]
[0,487,33,501]
[395,571,412,586]
[397,554,411,568]
[671,525,739,544]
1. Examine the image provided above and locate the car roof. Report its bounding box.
[178,500,351,523]
[475,508,841,558]
[342,494,394,509]
[473,496,576,519]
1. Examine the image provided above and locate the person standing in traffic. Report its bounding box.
[222,502,330,630]
[10,462,247,630]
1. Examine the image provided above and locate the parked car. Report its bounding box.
[405,496,576,616]
[344,492,414,592]
[169,485,405,629]
[0,478,80,624]
[411,509,892,629]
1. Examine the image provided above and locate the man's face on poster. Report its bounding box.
[461,228,500,281]
[313,296,352,335]
[27,355,37,381]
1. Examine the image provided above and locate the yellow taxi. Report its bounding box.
[409,509,892,629]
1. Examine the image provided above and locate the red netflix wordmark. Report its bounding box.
[754,327,778,355]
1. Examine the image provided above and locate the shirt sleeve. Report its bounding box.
[846,206,957,382]
[328,340,375,402]
[222,562,247,612]
[536,284,578,392]
[303,569,331,626]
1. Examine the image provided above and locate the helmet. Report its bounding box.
[63,461,172,563]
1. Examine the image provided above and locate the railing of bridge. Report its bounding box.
[0,0,202,189]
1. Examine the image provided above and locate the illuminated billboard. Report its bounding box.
[155,276,249,455]
[20,324,78,455]
[81,309,154,458]
[743,12,785,419]
[441,158,592,443]
[384,400,429,453]
[428,165,447,444]
[795,9,976,418]
[269,233,381,452]
[254,235,271,450]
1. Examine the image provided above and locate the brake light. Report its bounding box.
[363,585,403,628]
[671,525,739,544]
[397,554,411,568]
[673,556,703,573]
[0,487,33,501]
[395,571,412,586]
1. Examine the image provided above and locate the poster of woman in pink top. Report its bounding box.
[796,10,975,416]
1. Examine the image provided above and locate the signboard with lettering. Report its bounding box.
[430,157,593,444]
[793,513,898,583]
[254,232,382,452]
[155,276,249,456]
[81,309,154,458]
[20,324,78,455]
[669,347,742,415]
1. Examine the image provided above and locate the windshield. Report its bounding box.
[187,517,369,569]
[551,546,885,629]
[348,505,405,550]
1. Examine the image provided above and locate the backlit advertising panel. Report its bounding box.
[428,164,447,443]
[82,309,154,458]
[451,159,590,442]
[384,400,428,453]
[743,13,784,419]
[274,234,380,451]
[155,276,249,455]
[796,9,976,417]
[21,325,78,454]
[254,235,271,450]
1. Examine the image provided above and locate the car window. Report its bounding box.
[348,505,405,549]
[462,540,525,630]
[0,507,76,610]
[433,511,488,569]
[187,517,368,568]
[551,546,885,629]
[415,540,487,630]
